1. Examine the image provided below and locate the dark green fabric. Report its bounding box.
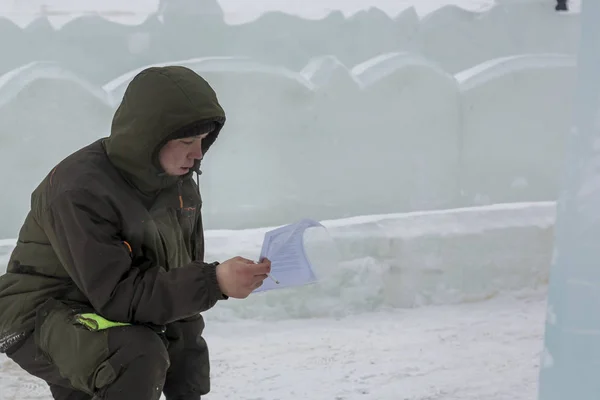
[0,66,228,355]
[33,299,113,396]
[104,66,226,195]
[8,298,208,399]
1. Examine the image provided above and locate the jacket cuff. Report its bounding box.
[207,262,228,300]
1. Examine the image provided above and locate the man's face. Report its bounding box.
[158,133,209,176]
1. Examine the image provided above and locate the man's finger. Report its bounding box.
[250,262,271,275]
[253,274,268,283]
[245,279,263,290]
[248,275,267,288]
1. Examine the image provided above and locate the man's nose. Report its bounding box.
[189,141,203,160]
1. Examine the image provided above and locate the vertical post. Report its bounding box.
[538,1,600,399]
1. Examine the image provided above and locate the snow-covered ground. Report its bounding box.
[0,290,546,400]
[190,290,547,400]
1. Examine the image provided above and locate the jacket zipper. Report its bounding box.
[177,179,184,210]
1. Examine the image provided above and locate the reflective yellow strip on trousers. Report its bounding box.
[75,313,131,331]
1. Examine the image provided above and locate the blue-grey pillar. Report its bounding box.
[538,1,600,399]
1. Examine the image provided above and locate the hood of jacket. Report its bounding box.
[104,66,226,194]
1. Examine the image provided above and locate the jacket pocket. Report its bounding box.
[33,298,110,396]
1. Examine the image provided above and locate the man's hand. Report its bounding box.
[215,257,271,298]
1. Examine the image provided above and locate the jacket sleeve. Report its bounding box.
[41,188,226,326]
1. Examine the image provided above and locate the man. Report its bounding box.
[0,65,271,400]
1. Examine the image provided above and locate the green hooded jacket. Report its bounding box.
[0,66,228,352]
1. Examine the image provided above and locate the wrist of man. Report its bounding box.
[207,261,229,300]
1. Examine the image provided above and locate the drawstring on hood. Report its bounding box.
[103,66,226,197]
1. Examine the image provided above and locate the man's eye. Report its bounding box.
[181,140,194,145]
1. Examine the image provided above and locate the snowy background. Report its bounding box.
[0,0,582,399]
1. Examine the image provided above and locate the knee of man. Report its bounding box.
[108,325,170,372]
[93,326,171,395]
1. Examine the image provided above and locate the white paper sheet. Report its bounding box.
[254,218,323,292]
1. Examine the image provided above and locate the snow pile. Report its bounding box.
[202,202,555,321]
[0,202,555,321]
